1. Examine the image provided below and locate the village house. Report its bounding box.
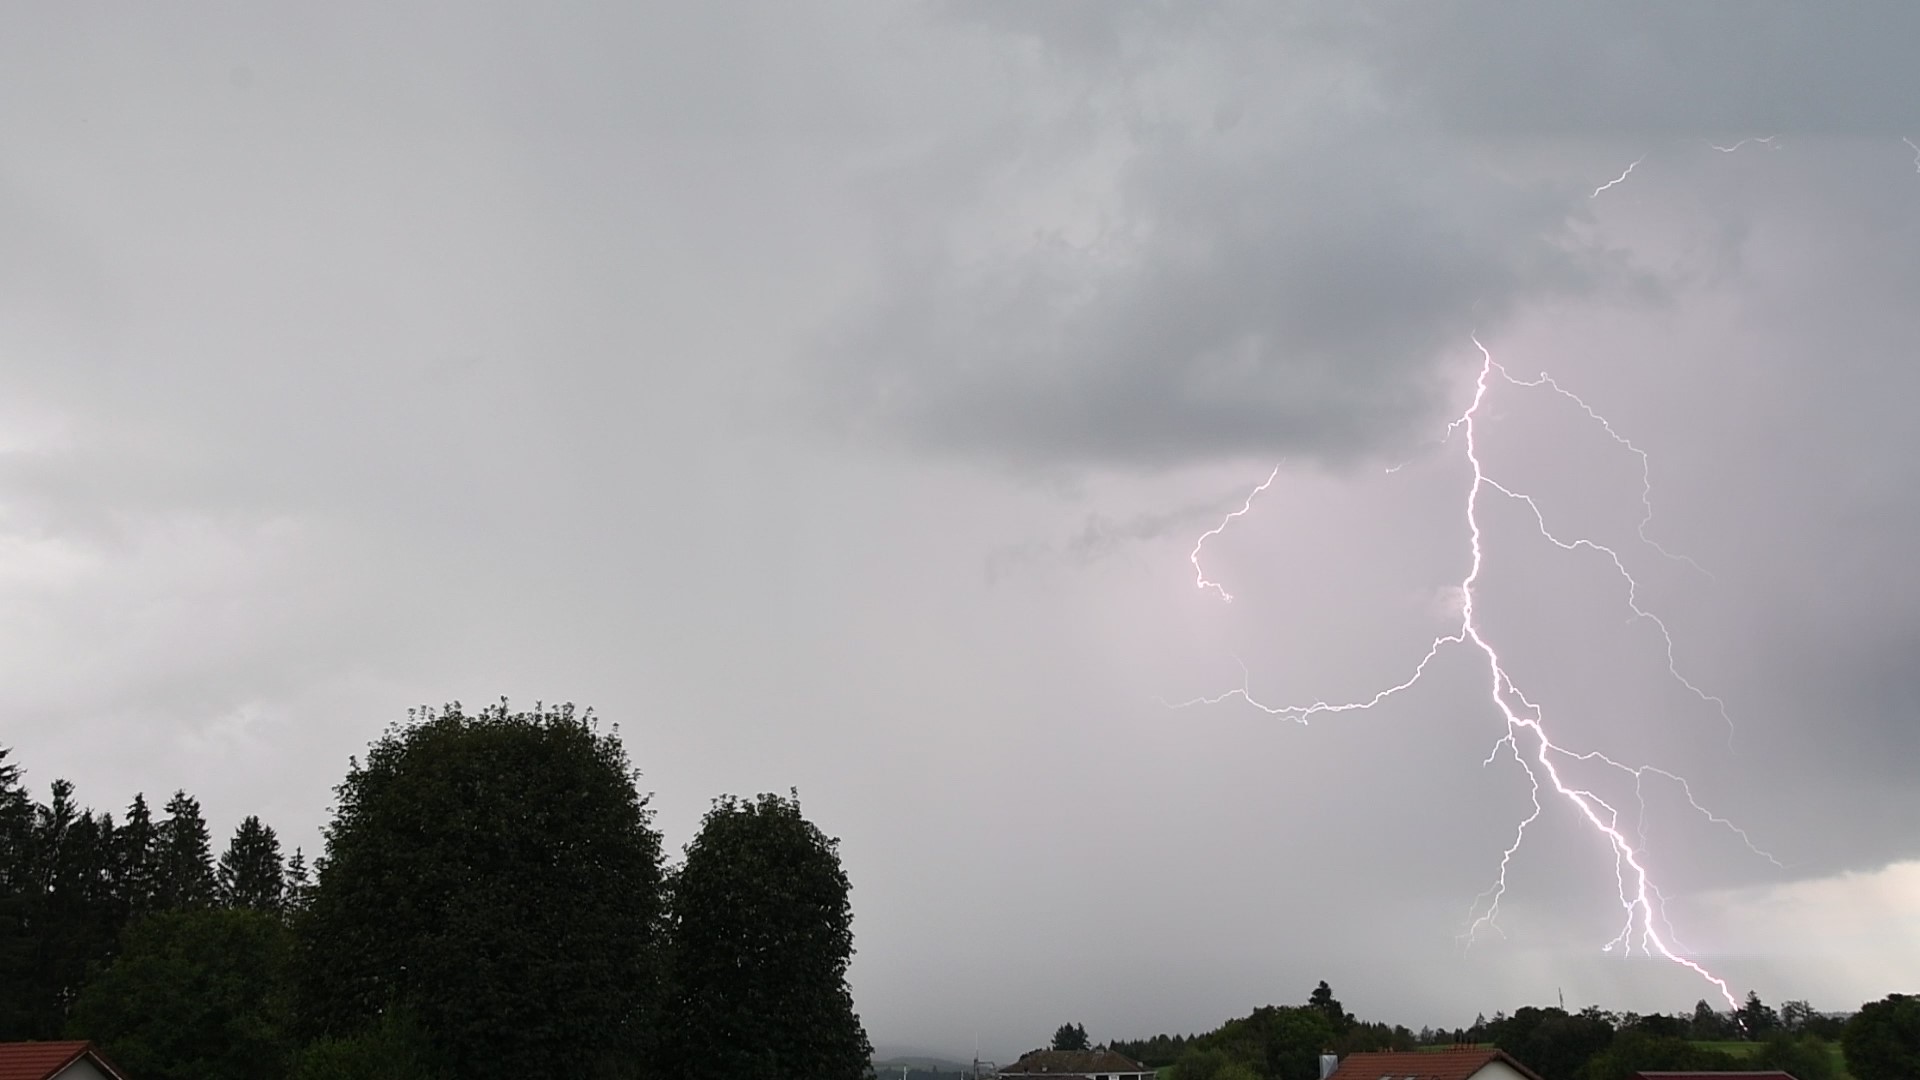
[0,1041,131,1080]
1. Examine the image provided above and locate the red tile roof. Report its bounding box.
[1328,1048,1545,1080]
[0,1041,129,1080]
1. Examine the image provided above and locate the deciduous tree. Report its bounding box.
[659,791,871,1080]
[296,701,666,1080]
[68,906,295,1080]
[1843,993,1920,1080]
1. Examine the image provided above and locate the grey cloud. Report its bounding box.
[813,20,1657,471]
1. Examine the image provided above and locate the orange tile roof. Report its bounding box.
[1001,1048,1154,1074]
[0,1042,128,1080]
[1328,1048,1544,1080]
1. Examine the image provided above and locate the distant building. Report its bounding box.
[0,1041,132,1080]
[996,1048,1155,1078]
[1325,1047,1544,1080]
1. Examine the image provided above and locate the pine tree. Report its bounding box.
[217,816,285,913]
[0,747,36,1038]
[282,848,312,920]
[113,794,161,921]
[155,791,215,910]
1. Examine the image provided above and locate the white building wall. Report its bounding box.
[1475,1061,1533,1080]
[53,1060,114,1080]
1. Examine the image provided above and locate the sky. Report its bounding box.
[3,0,1919,1063]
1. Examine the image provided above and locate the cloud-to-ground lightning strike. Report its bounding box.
[1590,156,1645,198]
[1177,339,1770,1010]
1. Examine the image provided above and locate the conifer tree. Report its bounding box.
[155,791,215,910]
[217,816,285,913]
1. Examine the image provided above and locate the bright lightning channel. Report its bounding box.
[1710,135,1777,153]
[1905,137,1920,174]
[1591,156,1645,198]
[1176,339,1772,1009]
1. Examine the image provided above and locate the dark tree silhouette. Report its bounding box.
[1844,993,1920,1080]
[660,791,871,1080]
[155,791,216,910]
[1052,1023,1090,1052]
[297,701,667,1080]
[217,815,285,913]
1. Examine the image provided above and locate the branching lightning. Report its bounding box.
[1176,339,1769,1009]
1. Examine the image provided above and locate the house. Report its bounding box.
[0,1041,131,1080]
[1326,1047,1545,1080]
[996,1048,1155,1078]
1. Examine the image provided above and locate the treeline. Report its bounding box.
[1106,982,1918,1080]
[0,759,313,1041]
[0,701,873,1080]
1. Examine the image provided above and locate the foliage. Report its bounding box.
[291,1009,448,1080]
[67,907,295,1080]
[1308,981,1351,1035]
[1110,1032,1193,1067]
[1489,1006,1615,1080]
[155,791,217,910]
[1173,1046,1259,1080]
[1735,990,1780,1036]
[1199,1004,1335,1080]
[1753,1032,1839,1080]
[1689,998,1736,1040]
[1573,1031,1741,1080]
[659,790,872,1080]
[1844,993,1920,1080]
[1053,1022,1091,1052]
[217,815,285,913]
[296,701,667,1080]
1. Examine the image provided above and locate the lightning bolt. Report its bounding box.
[1178,338,1768,1010]
[1904,136,1920,174]
[1709,135,1777,153]
[1590,156,1645,198]
[1189,464,1279,602]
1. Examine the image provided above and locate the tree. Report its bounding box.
[1053,1023,1090,1052]
[1308,981,1351,1034]
[0,747,36,1038]
[296,701,666,1080]
[1688,998,1732,1040]
[1576,1030,1741,1080]
[217,816,285,913]
[1735,990,1779,1037]
[67,906,295,1080]
[1490,1006,1614,1080]
[113,795,161,922]
[1753,1032,1838,1080]
[659,790,872,1080]
[155,791,216,910]
[282,848,313,920]
[1779,998,1816,1033]
[1843,993,1920,1080]
[1172,1046,1259,1080]
[1202,1005,1335,1080]
[292,1009,446,1080]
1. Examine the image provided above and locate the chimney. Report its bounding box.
[1318,1052,1338,1079]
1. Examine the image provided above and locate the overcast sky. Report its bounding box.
[4,1,1918,1062]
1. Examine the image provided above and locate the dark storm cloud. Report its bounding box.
[813,8,1656,470]
[813,1,1920,472]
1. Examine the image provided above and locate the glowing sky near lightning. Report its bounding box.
[3,1,1919,1064]
[1181,339,1783,1008]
